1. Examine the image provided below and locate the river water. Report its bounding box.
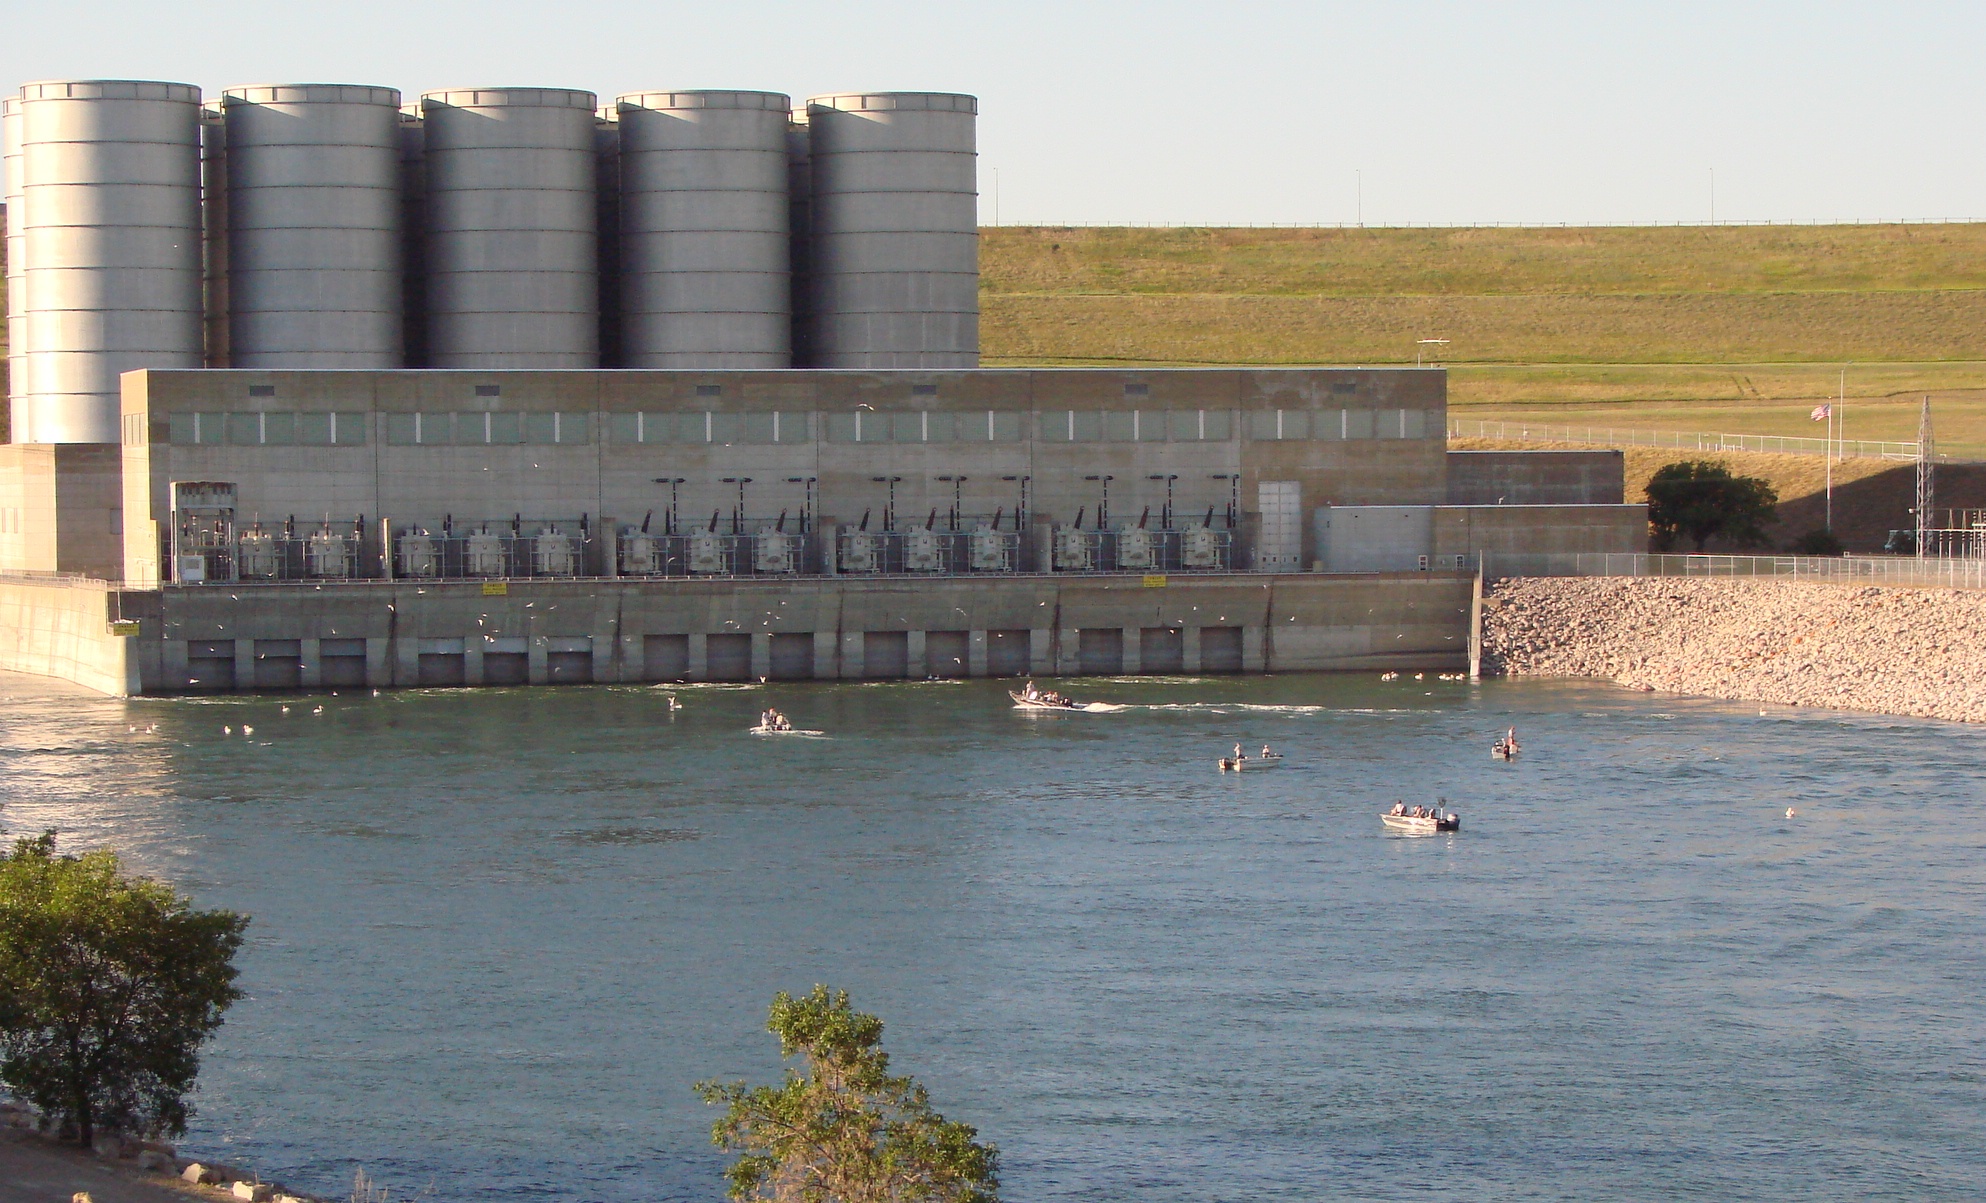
[0,671,1981,1201]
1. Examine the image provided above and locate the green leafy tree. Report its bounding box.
[1645,460,1779,552]
[0,832,248,1145]
[696,985,999,1203]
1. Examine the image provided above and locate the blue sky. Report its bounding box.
[3,0,1978,226]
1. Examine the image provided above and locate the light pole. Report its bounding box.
[1416,338,1449,367]
[1084,474,1113,528]
[720,477,752,534]
[871,476,902,531]
[1147,474,1177,529]
[1001,474,1030,529]
[784,476,817,534]
[1209,473,1239,528]
[935,475,967,530]
[651,477,685,535]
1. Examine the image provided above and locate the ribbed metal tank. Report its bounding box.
[4,97,24,434]
[784,108,812,368]
[395,105,427,366]
[419,87,597,368]
[221,84,403,367]
[15,79,203,443]
[803,92,977,368]
[616,90,790,368]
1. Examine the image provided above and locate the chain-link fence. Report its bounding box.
[1449,418,1921,460]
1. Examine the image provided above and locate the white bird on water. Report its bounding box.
[242,725,254,737]
[224,725,232,735]
[313,705,325,715]
[1785,807,1797,819]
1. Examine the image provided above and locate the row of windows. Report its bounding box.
[150,407,1433,447]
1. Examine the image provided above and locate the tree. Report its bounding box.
[696,986,999,1203]
[0,832,248,1145]
[1645,460,1779,552]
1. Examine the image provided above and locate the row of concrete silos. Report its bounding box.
[2,79,978,443]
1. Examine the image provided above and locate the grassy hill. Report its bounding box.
[980,223,1986,454]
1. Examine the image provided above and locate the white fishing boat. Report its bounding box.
[750,724,827,737]
[1381,801,1461,833]
[1218,751,1285,771]
[1491,727,1520,760]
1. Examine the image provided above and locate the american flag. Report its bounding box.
[1810,404,1832,421]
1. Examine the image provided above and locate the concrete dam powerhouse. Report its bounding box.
[0,79,1640,695]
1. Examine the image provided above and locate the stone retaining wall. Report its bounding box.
[1482,576,1986,724]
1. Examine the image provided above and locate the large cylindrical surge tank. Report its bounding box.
[221,84,403,367]
[616,90,790,367]
[803,92,977,368]
[419,87,597,368]
[16,79,203,443]
[4,97,24,435]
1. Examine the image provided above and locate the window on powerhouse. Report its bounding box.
[165,412,368,445]
[382,412,591,445]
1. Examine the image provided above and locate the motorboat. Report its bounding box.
[1491,727,1520,760]
[1218,750,1285,771]
[1382,801,1461,833]
[750,723,826,737]
[1009,688,1086,711]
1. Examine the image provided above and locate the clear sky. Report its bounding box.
[3,0,1977,227]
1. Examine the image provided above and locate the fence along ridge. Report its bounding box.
[1448,418,1927,461]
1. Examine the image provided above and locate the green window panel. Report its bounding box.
[332,414,367,445]
[299,413,336,446]
[225,413,261,445]
[1202,409,1233,441]
[167,412,197,445]
[1137,410,1167,442]
[1102,411,1136,442]
[890,411,923,442]
[1246,410,1280,440]
[708,412,745,444]
[1345,409,1375,439]
[489,412,523,444]
[1070,411,1102,442]
[418,413,454,445]
[262,413,295,445]
[384,414,417,445]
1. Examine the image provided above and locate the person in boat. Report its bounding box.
[1233,743,1245,761]
[1022,681,1039,701]
[1260,744,1273,758]
[1390,802,1405,816]
[1506,727,1520,752]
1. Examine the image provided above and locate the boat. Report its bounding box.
[1381,801,1461,833]
[1009,688,1086,711]
[1218,751,1285,771]
[1491,726,1520,760]
[750,723,827,737]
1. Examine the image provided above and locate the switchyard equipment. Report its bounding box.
[167,481,238,582]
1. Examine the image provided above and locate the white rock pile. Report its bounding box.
[1482,577,1986,724]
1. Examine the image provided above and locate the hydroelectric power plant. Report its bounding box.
[0,79,1642,695]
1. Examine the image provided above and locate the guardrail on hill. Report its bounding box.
[1483,551,1986,591]
[1448,419,1920,461]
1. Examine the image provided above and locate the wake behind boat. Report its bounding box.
[1382,800,1461,833]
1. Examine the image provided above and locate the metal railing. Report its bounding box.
[1485,551,1986,591]
[1449,418,1921,460]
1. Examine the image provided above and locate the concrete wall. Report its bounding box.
[108,570,1472,694]
[1318,503,1647,572]
[122,366,1451,582]
[0,443,123,577]
[0,577,137,695]
[1446,450,1625,506]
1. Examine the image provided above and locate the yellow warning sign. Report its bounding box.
[107,620,142,637]
[481,581,509,596]
[1142,574,1168,588]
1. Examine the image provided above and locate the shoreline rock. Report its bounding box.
[1482,576,1986,724]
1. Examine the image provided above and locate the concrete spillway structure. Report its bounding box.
[419,87,598,368]
[14,79,203,443]
[616,90,791,368]
[220,84,403,367]
[802,92,977,368]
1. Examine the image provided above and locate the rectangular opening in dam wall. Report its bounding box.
[1141,627,1185,674]
[770,632,814,679]
[987,629,1031,677]
[926,630,968,678]
[1201,627,1244,673]
[255,639,302,689]
[547,650,593,684]
[485,652,528,686]
[1078,628,1124,676]
[707,633,752,681]
[644,633,689,680]
[864,631,909,679]
[420,653,465,686]
[322,638,368,687]
[187,641,235,691]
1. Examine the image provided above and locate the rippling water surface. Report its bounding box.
[1,671,1981,1201]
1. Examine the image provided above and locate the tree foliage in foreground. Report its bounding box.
[1646,460,1780,552]
[696,985,999,1203]
[0,832,248,1144]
